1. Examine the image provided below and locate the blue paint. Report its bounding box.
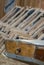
[5,0,15,10]
[4,52,44,65]
[4,0,15,13]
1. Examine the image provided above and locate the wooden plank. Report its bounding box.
[5,39,44,62]
[15,0,25,7]
[41,0,44,9]
[31,0,40,8]
[5,40,35,58]
[0,0,5,18]
[34,47,44,62]
[15,0,43,9]
[24,0,31,7]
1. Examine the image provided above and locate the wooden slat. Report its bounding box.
[30,22,44,36]
[22,13,43,33]
[6,7,24,24]
[17,9,39,29]
[38,34,44,40]
[29,18,44,35]
[11,8,34,28]
[1,7,16,21]
[32,26,44,39]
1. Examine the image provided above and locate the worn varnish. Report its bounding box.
[5,40,35,58]
[34,48,44,61]
[5,40,44,63]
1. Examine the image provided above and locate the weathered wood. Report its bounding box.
[1,7,16,21]
[15,0,44,9]
[5,39,44,62]
[22,13,43,33]
[29,18,44,35]
[6,7,25,24]
[30,22,44,36]
[0,7,44,58]
[32,26,44,39]
[0,0,5,18]
[41,0,44,9]
[15,0,25,7]
[5,40,35,58]
[0,7,44,40]
[0,7,44,37]
[17,9,39,29]
[10,8,34,28]
[34,47,44,61]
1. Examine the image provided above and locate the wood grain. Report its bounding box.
[15,0,44,9]
[0,0,5,18]
[5,41,35,58]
